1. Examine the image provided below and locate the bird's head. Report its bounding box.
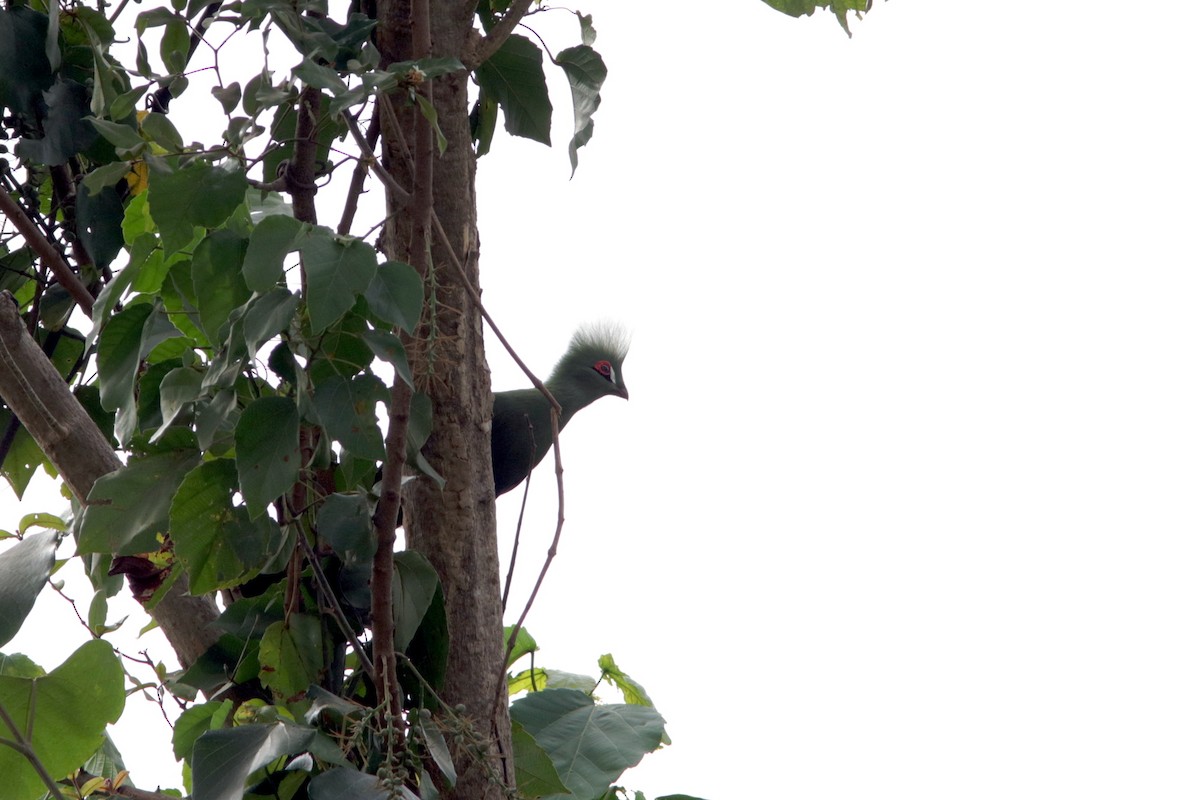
[548,323,630,405]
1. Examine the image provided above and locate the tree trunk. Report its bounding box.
[374,2,511,797]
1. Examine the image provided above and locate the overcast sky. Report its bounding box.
[7,2,1200,798]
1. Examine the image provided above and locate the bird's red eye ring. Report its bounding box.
[593,360,613,379]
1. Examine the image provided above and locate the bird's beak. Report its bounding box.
[616,385,629,400]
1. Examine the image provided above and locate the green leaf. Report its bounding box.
[509,689,666,800]
[365,260,423,333]
[315,493,372,562]
[86,589,109,633]
[110,85,149,121]
[96,303,152,411]
[412,91,448,155]
[235,396,300,516]
[300,229,377,333]
[405,391,444,488]
[16,79,96,166]
[393,550,439,653]
[0,415,46,498]
[153,365,203,440]
[0,531,58,648]
[82,160,134,198]
[87,116,146,154]
[192,722,317,800]
[470,92,498,156]
[312,373,386,463]
[173,699,233,762]
[598,654,654,706]
[415,713,456,787]
[212,82,242,115]
[556,45,606,177]
[259,615,323,698]
[148,158,247,256]
[96,302,182,443]
[0,640,124,800]
[502,625,538,668]
[77,184,126,270]
[141,112,184,151]
[17,513,66,533]
[508,667,547,695]
[196,388,238,451]
[160,16,190,72]
[0,7,53,117]
[192,229,251,343]
[511,721,569,800]
[759,0,872,35]
[577,12,596,46]
[243,288,300,352]
[170,459,281,594]
[78,450,201,554]
[244,214,304,293]
[397,583,448,701]
[309,768,410,800]
[360,329,413,387]
[476,34,551,146]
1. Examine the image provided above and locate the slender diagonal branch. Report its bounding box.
[338,109,383,235]
[341,106,411,202]
[470,0,536,69]
[0,191,94,317]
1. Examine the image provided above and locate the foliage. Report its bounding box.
[0,0,870,798]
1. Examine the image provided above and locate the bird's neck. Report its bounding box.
[544,377,592,427]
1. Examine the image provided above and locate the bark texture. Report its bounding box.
[374,3,511,798]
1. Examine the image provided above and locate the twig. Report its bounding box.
[340,106,411,202]
[72,771,179,800]
[338,109,382,235]
[0,191,94,317]
[0,701,69,800]
[429,212,559,414]
[295,530,377,688]
[470,0,537,69]
[492,408,563,703]
[148,0,224,112]
[500,426,537,613]
[371,376,412,723]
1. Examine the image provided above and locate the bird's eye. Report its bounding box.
[593,360,613,380]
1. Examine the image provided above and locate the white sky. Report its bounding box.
[6,1,1200,798]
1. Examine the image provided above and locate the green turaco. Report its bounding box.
[492,325,629,496]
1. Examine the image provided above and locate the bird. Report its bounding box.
[491,324,629,496]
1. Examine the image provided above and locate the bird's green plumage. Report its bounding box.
[491,324,629,496]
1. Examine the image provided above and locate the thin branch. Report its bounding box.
[371,376,411,722]
[429,212,559,415]
[148,0,224,112]
[470,0,537,69]
[0,701,69,800]
[500,428,537,613]
[0,191,94,317]
[492,407,563,704]
[72,771,179,800]
[340,107,410,202]
[296,530,377,689]
[338,108,382,235]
